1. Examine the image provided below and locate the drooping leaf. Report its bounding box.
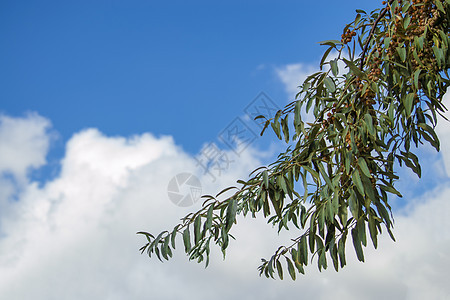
[225,199,237,233]
[183,227,191,253]
[286,257,296,280]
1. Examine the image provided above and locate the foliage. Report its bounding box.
[138,0,450,279]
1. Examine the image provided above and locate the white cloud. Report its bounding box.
[275,63,317,97]
[0,112,450,299]
[0,113,52,227]
[436,93,450,176]
[0,113,51,183]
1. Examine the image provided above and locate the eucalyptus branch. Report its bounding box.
[139,0,449,280]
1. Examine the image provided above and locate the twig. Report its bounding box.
[360,0,396,70]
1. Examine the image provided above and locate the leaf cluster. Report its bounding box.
[138,0,449,280]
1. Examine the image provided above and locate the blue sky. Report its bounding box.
[1,0,378,154]
[1,1,450,299]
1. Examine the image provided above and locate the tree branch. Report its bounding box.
[360,0,395,70]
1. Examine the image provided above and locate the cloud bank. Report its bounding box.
[0,112,449,299]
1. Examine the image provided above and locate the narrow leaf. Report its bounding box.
[276,259,284,280]
[351,227,365,262]
[352,169,365,196]
[286,257,296,280]
[194,215,202,244]
[183,227,191,253]
[225,199,237,232]
[358,157,372,178]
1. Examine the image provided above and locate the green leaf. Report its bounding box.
[154,246,162,262]
[412,49,423,68]
[170,227,178,249]
[324,77,336,93]
[403,14,411,30]
[360,172,375,205]
[267,257,274,278]
[432,46,444,68]
[402,1,411,13]
[343,58,366,79]
[317,162,333,188]
[204,239,211,268]
[194,215,202,244]
[162,235,170,260]
[319,40,342,46]
[396,47,406,62]
[368,215,378,249]
[344,149,352,175]
[299,235,308,265]
[269,188,283,218]
[413,69,421,90]
[216,186,237,197]
[403,93,415,118]
[205,204,214,231]
[262,170,269,188]
[400,151,422,177]
[330,242,339,271]
[351,227,365,262]
[137,231,153,243]
[320,46,335,69]
[183,227,191,253]
[330,59,339,77]
[414,36,424,50]
[374,201,392,229]
[271,121,282,140]
[221,227,229,252]
[357,157,372,178]
[294,100,302,131]
[357,220,367,247]
[278,175,289,197]
[338,234,347,268]
[379,184,402,197]
[352,169,365,196]
[225,199,237,233]
[348,189,359,219]
[303,165,320,184]
[309,231,316,254]
[331,190,339,216]
[294,259,305,275]
[435,0,445,13]
[318,249,327,271]
[364,114,375,137]
[318,207,325,234]
[150,231,166,251]
[281,116,290,143]
[300,171,308,202]
[276,259,284,280]
[418,123,440,151]
[260,119,271,136]
[286,257,296,280]
[384,37,391,49]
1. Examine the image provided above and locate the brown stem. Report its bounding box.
[360,0,396,70]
